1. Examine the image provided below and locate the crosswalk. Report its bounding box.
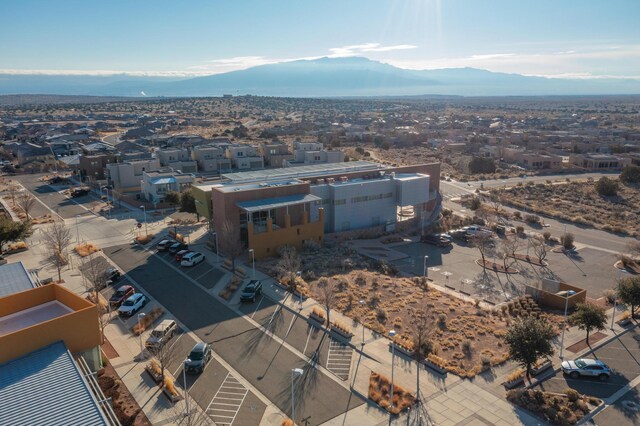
[206,373,248,425]
[326,338,353,381]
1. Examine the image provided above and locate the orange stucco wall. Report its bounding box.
[248,208,325,259]
[0,284,100,363]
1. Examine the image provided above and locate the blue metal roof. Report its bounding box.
[0,341,109,426]
[236,193,321,213]
[0,262,37,298]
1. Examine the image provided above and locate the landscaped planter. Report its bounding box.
[423,358,447,375]
[308,311,326,326]
[531,360,553,376]
[162,386,182,403]
[503,376,525,389]
[391,343,415,358]
[145,365,163,383]
[330,325,353,340]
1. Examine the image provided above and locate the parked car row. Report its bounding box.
[156,238,205,267]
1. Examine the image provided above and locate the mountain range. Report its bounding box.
[1,57,639,98]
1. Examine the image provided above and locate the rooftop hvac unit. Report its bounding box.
[340,176,348,183]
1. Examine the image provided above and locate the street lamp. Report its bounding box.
[139,205,148,237]
[291,368,304,424]
[75,215,80,244]
[389,329,397,415]
[423,256,429,278]
[102,186,111,217]
[249,249,256,280]
[611,270,628,329]
[558,290,576,359]
[183,359,190,417]
[359,299,366,346]
[137,313,146,360]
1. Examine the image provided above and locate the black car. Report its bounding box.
[240,280,263,303]
[184,342,212,373]
[421,234,452,247]
[70,187,90,197]
[168,242,188,254]
[104,267,121,285]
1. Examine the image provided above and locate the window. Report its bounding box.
[334,199,346,206]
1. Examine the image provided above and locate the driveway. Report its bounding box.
[104,244,363,425]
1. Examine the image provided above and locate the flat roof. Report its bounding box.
[0,341,109,425]
[222,160,383,183]
[237,194,321,213]
[0,301,73,337]
[0,262,37,298]
[219,179,302,193]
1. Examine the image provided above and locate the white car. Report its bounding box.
[463,225,492,236]
[117,293,147,316]
[181,252,204,267]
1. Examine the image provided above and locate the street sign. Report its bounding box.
[137,223,142,229]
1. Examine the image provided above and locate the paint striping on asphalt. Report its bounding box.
[326,338,353,381]
[206,373,248,425]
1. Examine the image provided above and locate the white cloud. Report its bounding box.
[328,43,417,57]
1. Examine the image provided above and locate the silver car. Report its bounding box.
[561,358,611,380]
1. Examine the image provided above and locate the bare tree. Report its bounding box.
[469,233,495,269]
[168,397,214,426]
[17,192,36,221]
[500,234,520,271]
[276,245,301,289]
[530,236,548,264]
[220,219,243,272]
[153,334,182,383]
[41,221,71,281]
[410,303,431,403]
[317,278,337,327]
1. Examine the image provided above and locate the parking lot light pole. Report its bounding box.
[249,249,255,280]
[558,290,576,360]
[139,205,148,237]
[611,270,628,329]
[75,215,80,244]
[359,300,366,346]
[389,329,397,415]
[137,313,146,360]
[291,368,304,424]
[423,256,429,278]
[183,359,190,417]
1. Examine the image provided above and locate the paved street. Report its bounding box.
[104,243,364,426]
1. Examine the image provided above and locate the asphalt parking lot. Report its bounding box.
[104,243,363,425]
[592,383,640,425]
[536,327,640,400]
[155,248,225,290]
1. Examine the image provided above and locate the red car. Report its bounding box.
[109,285,135,307]
[175,249,192,262]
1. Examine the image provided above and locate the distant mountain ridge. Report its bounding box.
[1,57,639,97]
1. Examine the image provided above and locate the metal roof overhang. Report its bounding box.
[236,194,321,213]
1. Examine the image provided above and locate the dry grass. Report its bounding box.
[507,389,600,425]
[132,307,164,335]
[368,372,416,414]
[497,180,640,237]
[7,241,28,251]
[219,276,242,300]
[74,242,99,257]
[135,233,155,244]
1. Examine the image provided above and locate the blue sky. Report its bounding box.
[1,0,639,78]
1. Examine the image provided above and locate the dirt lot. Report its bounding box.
[496,180,640,237]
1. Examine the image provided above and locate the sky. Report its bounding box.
[1,0,639,79]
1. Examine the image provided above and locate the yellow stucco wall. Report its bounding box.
[248,208,324,259]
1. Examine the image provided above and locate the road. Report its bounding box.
[104,244,363,426]
[439,173,636,254]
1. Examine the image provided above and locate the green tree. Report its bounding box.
[594,177,618,196]
[179,189,199,221]
[0,217,32,254]
[504,316,555,378]
[618,276,640,317]
[468,157,496,174]
[571,302,607,345]
[164,190,180,206]
[620,165,640,184]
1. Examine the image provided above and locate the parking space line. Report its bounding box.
[302,328,313,354]
[206,372,248,425]
[326,337,353,381]
[250,296,264,319]
[194,267,214,281]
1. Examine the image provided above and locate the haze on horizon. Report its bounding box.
[1,0,639,80]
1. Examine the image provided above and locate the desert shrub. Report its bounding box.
[594,177,618,196]
[461,339,473,355]
[602,289,616,305]
[516,225,525,235]
[512,211,522,220]
[437,313,447,328]
[375,308,387,323]
[564,388,580,403]
[561,233,575,250]
[525,214,540,224]
[543,231,551,241]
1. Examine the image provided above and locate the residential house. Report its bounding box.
[259,141,293,167]
[141,170,195,204]
[106,158,160,192]
[226,145,263,170]
[191,144,231,172]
